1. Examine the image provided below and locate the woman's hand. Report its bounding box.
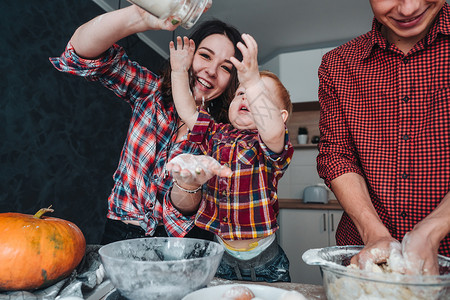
[230,33,261,89]
[70,5,179,59]
[134,5,180,31]
[167,154,232,188]
[169,36,196,73]
[167,154,231,215]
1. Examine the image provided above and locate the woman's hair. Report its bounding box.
[260,70,292,120]
[161,19,243,123]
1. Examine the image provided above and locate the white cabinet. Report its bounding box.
[278,208,343,284]
[261,47,336,103]
[279,50,322,103]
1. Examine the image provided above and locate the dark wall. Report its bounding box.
[0,0,166,243]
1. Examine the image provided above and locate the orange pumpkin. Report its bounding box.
[0,206,86,291]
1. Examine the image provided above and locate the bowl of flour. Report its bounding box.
[303,245,450,300]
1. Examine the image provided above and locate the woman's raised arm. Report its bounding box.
[70,5,179,59]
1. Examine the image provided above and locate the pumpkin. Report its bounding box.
[0,206,86,291]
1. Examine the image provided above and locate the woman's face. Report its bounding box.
[370,0,445,44]
[191,34,235,104]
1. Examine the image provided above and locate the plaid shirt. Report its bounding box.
[50,43,201,237]
[317,3,450,256]
[189,109,293,240]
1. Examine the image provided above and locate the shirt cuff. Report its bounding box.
[49,42,123,77]
[162,191,196,237]
[259,127,294,163]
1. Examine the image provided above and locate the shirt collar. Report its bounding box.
[425,2,450,45]
[360,18,386,59]
[362,2,450,59]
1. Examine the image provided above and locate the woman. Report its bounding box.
[50,5,243,244]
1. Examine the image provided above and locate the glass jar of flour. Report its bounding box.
[128,0,212,29]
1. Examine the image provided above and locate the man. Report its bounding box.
[317,0,450,275]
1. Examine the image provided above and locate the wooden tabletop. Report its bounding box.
[100,279,326,300]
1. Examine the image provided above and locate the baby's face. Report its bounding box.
[228,77,282,130]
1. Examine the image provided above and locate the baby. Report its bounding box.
[168,33,293,282]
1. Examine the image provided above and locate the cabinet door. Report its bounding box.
[328,210,344,246]
[279,49,323,103]
[278,209,328,284]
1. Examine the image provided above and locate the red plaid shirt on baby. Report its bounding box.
[50,43,201,237]
[317,4,450,256]
[189,109,293,240]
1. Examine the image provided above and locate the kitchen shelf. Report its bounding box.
[292,144,318,149]
[279,199,342,210]
[292,101,320,112]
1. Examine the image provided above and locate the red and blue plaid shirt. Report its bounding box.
[317,3,450,256]
[189,109,293,240]
[50,43,201,237]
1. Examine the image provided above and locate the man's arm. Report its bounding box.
[331,172,400,269]
[70,5,179,59]
[335,172,450,274]
[401,192,450,275]
[170,36,199,130]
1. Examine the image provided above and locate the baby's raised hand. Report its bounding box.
[230,33,260,89]
[169,36,195,73]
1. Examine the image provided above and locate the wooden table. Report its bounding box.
[99,278,326,299]
[208,278,326,299]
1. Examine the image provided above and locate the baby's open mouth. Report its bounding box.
[239,105,249,112]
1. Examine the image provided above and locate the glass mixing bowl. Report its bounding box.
[303,245,450,300]
[99,237,224,300]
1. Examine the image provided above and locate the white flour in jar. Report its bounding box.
[128,0,177,19]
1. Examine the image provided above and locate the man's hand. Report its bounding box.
[350,237,402,272]
[401,230,439,275]
[351,231,440,275]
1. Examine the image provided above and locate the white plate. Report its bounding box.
[182,283,289,300]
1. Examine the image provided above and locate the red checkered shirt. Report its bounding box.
[50,43,201,237]
[317,4,450,256]
[189,109,293,240]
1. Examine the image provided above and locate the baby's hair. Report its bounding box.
[260,70,292,118]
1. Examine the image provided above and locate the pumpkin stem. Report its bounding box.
[34,205,54,219]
